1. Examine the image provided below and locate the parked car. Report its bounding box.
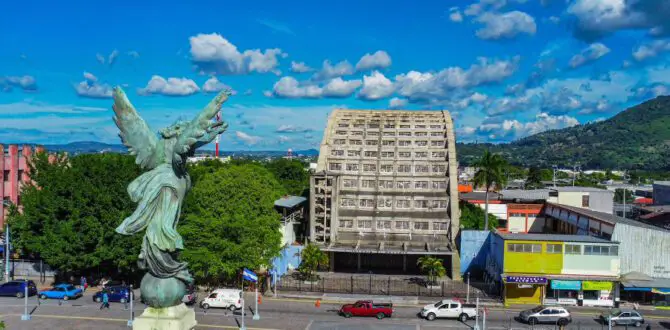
[93,286,132,303]
[39,284,83,300]
[339,300,394,319]
[200,289,242,310]
[0,280,37,298]
[182,285,197,306]
[420,299,478,322]
[518,306,572,326]
[600,309,645,327]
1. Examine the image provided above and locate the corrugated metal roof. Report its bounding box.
[500,189,550,201]
[459,192,501,201]
[274,196,307,208]
[494,231,616,243]
[552,187,610,192]
[546,202,667,232]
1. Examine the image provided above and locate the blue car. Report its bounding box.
[39,284,83,300]
[0,280,37,298]
[93,286,133,303]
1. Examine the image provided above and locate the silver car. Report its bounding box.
[518,306,572,326]
[600,309,645,327]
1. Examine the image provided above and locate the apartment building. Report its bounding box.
[1,144,45,228]
[309,109,460,277]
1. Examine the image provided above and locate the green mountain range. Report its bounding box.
[457,96,670,171]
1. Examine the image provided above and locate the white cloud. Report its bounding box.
[0,101,107,115]
[108,50,119,66]
[578,98,612,114]
[478,112,579,139]
[389,97,408,109]
[548,16,560,24]
[449,7,464,22]
[395,56,519,102]
[202,76,233,94]
[632,39,670,62]
[630,83,670,100]
[83,72,97,82]
[189,33,285,75]
[96,53,105,65]
[290,61,313,73]
[357,71,395,101]
[322,78,362,98]
[235,131,262,145]
[138,75,200,96]
[127,51,140,58]
[74,72,112,99]
[311,60,354,81]
[276,125,313,133]
[568,43,610,68]
[1,75,37,92]
[539,87,583,115]
[355,50,392,71]
[277,135,291,144]
[271,76,360,99]
[475,11,537,40]
[485,94,534,116]
[568,0,670,41]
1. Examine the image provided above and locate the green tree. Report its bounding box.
[265,158,310,196]
[8,153,143,278]
[298,243,328,281]
[472,150,508,230]
[614,189,635,204]
[459,201,499,230]
[179,164,284,286]
[525,167,543,189]
[417,256,446,285]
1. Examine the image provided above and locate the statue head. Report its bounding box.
[160,120,191,139]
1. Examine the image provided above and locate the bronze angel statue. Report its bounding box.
[112,87,230,308]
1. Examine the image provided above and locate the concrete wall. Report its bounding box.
[562,246,620,276]
[476,203,507,220]
[459,230,490,275]
[271,245,304,277]
[556,191,613,214]
[613,223,670,279]
[503,240,563,274]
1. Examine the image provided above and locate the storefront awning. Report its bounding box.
[622,277,670,294]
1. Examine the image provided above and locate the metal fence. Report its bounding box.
[1,259,54,283]
[277,273,500,300]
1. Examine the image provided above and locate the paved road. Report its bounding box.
[0,292,668,329]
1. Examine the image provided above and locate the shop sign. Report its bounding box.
[517,284,533,289]
[550,280,581,290]
[582,281,613,291]
[506,276,547,284]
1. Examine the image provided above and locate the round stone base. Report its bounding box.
[140,273,186,308]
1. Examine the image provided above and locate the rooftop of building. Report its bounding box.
[459,191,501,201]
[550,186,611,192]
[653,181,670,186]
[274,196,307,208]
[500,189,551,201]
[332,108,449,116]
[494,231,616,244]
[546,202,668,232]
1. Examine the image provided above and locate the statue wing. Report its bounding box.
[112,87,160,169]
[175,89,232,154]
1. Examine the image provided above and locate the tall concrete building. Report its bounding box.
[309,109,460,278]
[0,144,45,229]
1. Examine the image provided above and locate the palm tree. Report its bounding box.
[417,256,446,286]
[298,243,329,281]
[472,150,508,230]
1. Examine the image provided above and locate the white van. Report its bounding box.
[200,289,242,311]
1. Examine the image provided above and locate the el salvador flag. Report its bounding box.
[242,268,257,283]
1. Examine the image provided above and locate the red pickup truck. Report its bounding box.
[339,300,394,319]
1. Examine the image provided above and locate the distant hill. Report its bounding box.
[40,141,319,158]
[457,96,670,170]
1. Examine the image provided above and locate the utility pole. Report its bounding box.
[572,165,581,186]
[552,165,558,187]
[622,171,629,219]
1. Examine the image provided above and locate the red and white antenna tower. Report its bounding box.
[215,111,221,158]
[287,148,293,160]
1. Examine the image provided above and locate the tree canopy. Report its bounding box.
[8,153,143,278]
[179,163,285,285]
[265,158,310,196]
[459,201,499,230]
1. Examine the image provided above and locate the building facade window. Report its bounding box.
[339,220,353,228]
[546,244,563,254]
[363,164,377,172]
[365,140,378,146]
[433,222,448,230]
[338,123,349,128]
[565,244,582,255]
[364,151,378,157]
[347,150,361,157]
[399,131,411,136]
[340,198,356,207]
[358,220,372,228]
[430,124,442,129]
[415,140,428,147]
[432,165,446,173]
[380,165,394,173]
[432,181,447,189]
[584,245,618,256]
[415,152,428,158]
[396,200,410,209]
[361,180,376,188]
[336,130,347,135]
[367,131,379,137]
[395,221,410,230]
[396,181,411,189]
[359,199,375,208]
[414,222,429,230]
[342,179,358,188]
[415,124,426,129]
[398,151,411,158]
[432,151,446,158]
[377,220,392,230]
[415,131,427,137]
[345,163,359,171]
[415,165,429,173]
[397,165,412,173]
[414,181,429,189]
[377,198,393,208]
[329,163,342,171]
[382,140,396,146]
[331,149,344,156]
[431,132,443,137]
[378,180,393,189]
[381,152,394,158]
[507,243,542,253]
[398,140,412,147]
[334,139,346,145]
[350,139,362,145]
[414,200,429,209]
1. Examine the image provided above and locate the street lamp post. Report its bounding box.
[127,285,133,327]
[21,281,30,321]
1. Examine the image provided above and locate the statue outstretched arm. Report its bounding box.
[112,87,160,169]
[175,89,232,154]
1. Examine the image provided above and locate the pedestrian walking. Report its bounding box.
[80,276,87,292]
[100,290,110,310]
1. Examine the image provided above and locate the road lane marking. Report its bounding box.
[304,319,313,330]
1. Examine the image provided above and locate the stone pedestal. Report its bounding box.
[133,303,196,330]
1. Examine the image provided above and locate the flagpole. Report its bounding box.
[240,276,246,330]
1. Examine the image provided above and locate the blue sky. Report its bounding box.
[2,0,670,151]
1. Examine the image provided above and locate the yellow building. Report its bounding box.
[486,232,620,306]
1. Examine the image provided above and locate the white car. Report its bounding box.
[200,289,242,311]
[420,299,479,322]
